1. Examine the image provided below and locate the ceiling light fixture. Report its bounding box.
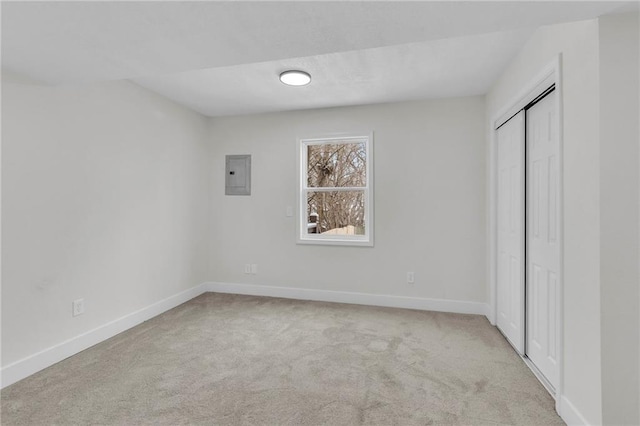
[279,70,311,86]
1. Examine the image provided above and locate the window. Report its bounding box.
[298,134,373,246]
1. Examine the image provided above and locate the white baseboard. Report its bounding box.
[486,307,496,326]
[559,395,590,425]
[1,282,490,389]
[205,282,490,317]
[0,283,208,389]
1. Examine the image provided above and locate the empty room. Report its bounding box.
[1,1,639,425]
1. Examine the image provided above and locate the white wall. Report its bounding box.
[1,75,211,367]
[598,12,640,426]
[208,98,486,304]
[486,19,602,424]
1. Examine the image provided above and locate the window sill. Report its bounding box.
[296,237,374,247]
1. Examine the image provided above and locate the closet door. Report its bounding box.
[526,90,559,389]
[496,111,525,354]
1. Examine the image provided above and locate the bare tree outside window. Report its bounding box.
[306,142,366,235]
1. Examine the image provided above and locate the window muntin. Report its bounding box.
[299,135,373,246]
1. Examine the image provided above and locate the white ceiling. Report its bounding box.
[132,29,534,117]
[1,1,633,117]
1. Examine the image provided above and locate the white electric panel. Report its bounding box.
[225,155,251,195]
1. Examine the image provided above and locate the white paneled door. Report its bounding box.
[496,111,525,354]
[526,90,560,390]
[495,87,560,392]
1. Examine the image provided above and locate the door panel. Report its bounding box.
[526,91,559,389]
[496,111,525,354]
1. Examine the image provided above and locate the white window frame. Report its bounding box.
[297,133,374,247]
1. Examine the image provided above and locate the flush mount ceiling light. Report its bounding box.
[279,70,311,86]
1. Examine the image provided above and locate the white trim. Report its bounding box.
[489,116,498,324]
[0,283,208,389]
[205,281,490,317]
[554,53,566,417]
[297,132,374,247]
[487,100,497,326]
[489,55,564,409]
[559,395,591,426]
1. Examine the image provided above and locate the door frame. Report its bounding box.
[488,55,564,412]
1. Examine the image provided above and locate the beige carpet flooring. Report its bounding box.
[1,293,563,425]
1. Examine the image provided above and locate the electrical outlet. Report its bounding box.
[72,299,85,317]
[251,264,258,274]
[244,264,251,274]
[286,206,293,217]
[407,272,415,284]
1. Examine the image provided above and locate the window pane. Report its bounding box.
[306,191,365,235]
[307,142,366,188]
